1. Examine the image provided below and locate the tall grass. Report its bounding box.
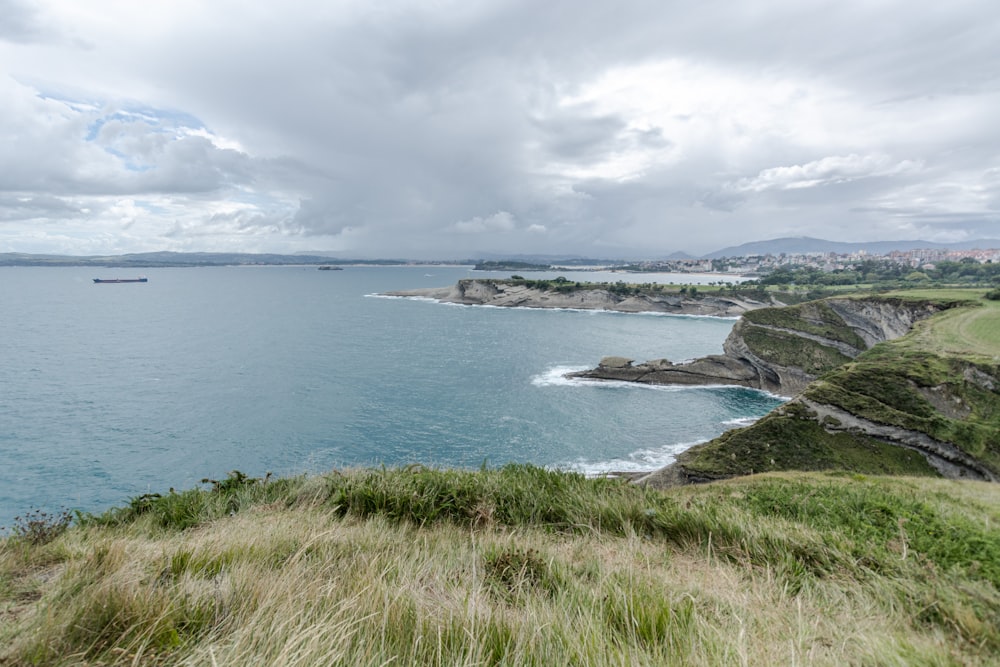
[2,466,998,665]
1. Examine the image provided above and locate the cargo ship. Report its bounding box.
[93,277,148,283]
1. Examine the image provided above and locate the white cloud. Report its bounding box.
[2,1,1000,256]
[452,211,516,234]
[733,154,923,193]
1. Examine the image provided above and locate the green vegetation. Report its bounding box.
[672,289,1000,483]
[473,260,552,271]
[740,327,853,375]
[3,466,1000,665]
[676,402,940,478]
[754,258,1000,290]
[803,348,1000,473]
[888,296,1000,360]
[480,277,825,303]
[742,300,867,350]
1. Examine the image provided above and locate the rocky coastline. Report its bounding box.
[382,279,773,317]
[387,280,998,485]
[570,297,948,396]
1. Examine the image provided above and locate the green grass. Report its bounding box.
[743,300,867,349]
[895,299,1000,360]
[3,467,1000,665]
[673,289,1000,485]
[800,349,1000,473]
[740,326,853,375]
[675,402,940,478]
[881,287,988,302]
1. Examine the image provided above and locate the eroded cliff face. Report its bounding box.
[638,352,1000,486]
[572,297,953,397]
[823,297,945,347]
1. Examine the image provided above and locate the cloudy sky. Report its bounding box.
[2,0,999,258]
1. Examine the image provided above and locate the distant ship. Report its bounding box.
[93,277,148,283]
[317,265,343,271]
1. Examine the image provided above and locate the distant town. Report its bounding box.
[4,239,1000,278]
[617,246,1000,276]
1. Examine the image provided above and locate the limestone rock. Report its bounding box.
[598,356,634,369]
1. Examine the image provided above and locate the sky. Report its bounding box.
[1,0,999,259]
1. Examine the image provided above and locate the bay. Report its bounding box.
[0,266,783,528]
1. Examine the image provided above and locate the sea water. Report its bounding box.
[0,266,784,527]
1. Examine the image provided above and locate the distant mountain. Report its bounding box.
[704,237,1000,259]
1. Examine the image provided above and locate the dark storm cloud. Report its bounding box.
[1,0,999,255]
[0,0,49,43]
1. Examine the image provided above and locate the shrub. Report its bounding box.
[5,507,73,545]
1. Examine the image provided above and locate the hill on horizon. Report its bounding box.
[703,236,1000,259]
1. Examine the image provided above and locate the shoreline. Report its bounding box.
[381,280,772,317]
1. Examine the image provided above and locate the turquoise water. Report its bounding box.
[0,266,783,527]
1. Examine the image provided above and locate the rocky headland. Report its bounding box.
[570,296,951,396]
[613,294,1000,486]
[382,278,776,317]
[569,290,1000,485]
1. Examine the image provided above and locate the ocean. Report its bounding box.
[0,265,784,528]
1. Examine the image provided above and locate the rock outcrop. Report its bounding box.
[383,280,772,317]
[617,295,1000,487]
[571,297,954,396]
[638,350,1000,487]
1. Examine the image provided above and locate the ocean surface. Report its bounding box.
[0,266,784,528]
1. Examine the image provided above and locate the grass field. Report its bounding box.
[3,466,1000,666]
[882,287,988,301]
[888,294,1000,360]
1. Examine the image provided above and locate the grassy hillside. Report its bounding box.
[663,290,1000,482]
[742,300,867,350]
[672,401,943,479]
[3,466,1000,666]
[884,289,1000,360]
[738,326,853,376]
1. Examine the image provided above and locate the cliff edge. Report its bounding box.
[627,293,1000,486]
[571,296,953,396]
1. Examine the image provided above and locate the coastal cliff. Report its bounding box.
[625,294,1000,486]
[571,297,953,396]
[383,278,775,316]
[386,279,1000,485]
[639,348,1000,486]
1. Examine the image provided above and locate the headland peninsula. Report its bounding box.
[382,277,793,317]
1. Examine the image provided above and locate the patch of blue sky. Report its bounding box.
[98,145,152,172]
[228,187,291,209]
[55,96,209,142]
[84,110,201,143]
[134,200,168,214]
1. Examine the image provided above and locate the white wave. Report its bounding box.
[554,439,708,476]
[368,293,740,319]
[366,293,440,302]
[530,366,592,387]
[628,311,741,321]
[531,366,787,395]
[722,416,760,427]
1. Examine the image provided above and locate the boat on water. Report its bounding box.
[317,265,343,271]
[93,277,148,283]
